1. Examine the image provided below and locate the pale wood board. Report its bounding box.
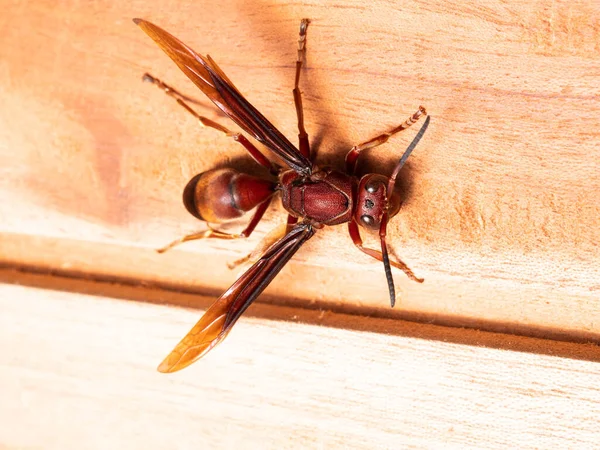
[2,281,600,449]
[0,0,599,379]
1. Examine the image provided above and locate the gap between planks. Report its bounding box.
[2,229,600,350]
[1,267,599,364]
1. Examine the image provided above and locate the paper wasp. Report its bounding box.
[134,18,430,372]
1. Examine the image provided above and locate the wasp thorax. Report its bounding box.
[183,168,275,223]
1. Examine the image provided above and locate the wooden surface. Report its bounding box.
[1,0,599,341]
[2,279,600,449]
[0,0,600,446]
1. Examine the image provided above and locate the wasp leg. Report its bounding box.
[157,198,273,253]
[143,73,279,175]
[345,106,427,175]
[227,222,288,270]
[347,220,423,283]
[293,19,311,160]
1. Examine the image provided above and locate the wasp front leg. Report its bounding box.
[348,220,423,283]
[345,106,427,174]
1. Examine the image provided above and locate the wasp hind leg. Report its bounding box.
[143,73,279,174]
[227,222,290,270]
[157,198,273,254]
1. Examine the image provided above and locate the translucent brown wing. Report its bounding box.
[134,18,313,175]
[157,223,315,373]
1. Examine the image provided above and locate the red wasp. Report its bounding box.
[134,18,430,373]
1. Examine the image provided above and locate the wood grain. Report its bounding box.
[2,281,600,449]
[1,1,599,342]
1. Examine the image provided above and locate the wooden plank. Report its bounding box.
[1,280,600,449]
[1,0,599,343]
[2,232,600,346]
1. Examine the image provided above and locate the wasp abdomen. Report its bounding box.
[183,168,275,223]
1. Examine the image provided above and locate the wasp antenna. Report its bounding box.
[387,115,431,195]
[378,212,396,307]
[380,234,396,308]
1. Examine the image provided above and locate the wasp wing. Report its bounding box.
[134,19,312,175]
[157,223,315,373]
